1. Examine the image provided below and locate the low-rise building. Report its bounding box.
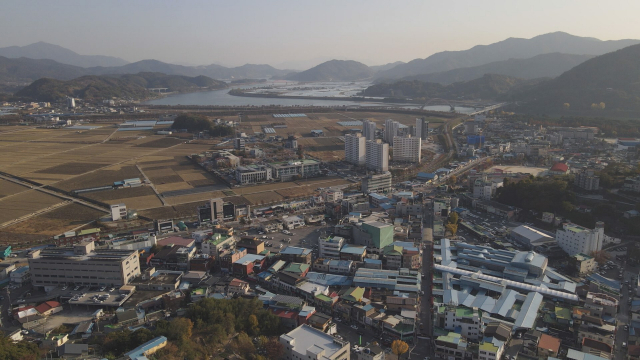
[229,278,250,294]
[283,215,305,230]
[280,324,349,360]
[362,172,392,194]
[585,292,618,318]
[280,246,313,264]
[235,165,273,184]
[319,236,345,259]
[435,332,470,360]
[269,160,321,181]
[28,242,140,290]
[201,233,236,259]
[572,253,597,275]
[312,259,354,275]
[260,219,284,233]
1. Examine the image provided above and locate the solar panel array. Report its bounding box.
[337,120,363,126]
[272,113,307,118]
[263,127,276,134]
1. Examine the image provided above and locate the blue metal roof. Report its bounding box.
[514,292,543,329]
[586,273,621,291]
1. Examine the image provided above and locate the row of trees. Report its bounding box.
[171,114,234,137]
[0,333,39,360]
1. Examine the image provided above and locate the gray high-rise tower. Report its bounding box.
[416,117,429,140]
[362,119,376,141]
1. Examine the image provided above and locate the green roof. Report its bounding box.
[437,332,463,346]
[207,233,232,245]
[455,307,474,318]
[77,228,100,236]
[191,288,206,296]
[567,226,587,233]
[479,342,499,352]
[315,294,333,303]
[283,262,310,274]
[555,306,571,320]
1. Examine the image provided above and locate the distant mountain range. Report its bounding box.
[15,72,227,101]
[507,43,640,114]
[374,32,640,80]
[0,42,129,68]
[393,53,594,85]
[283,60,374,82]
[362,74,543,102]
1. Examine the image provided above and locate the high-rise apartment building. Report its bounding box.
[362,119,377,141]
[416,117,429,140]
[393,135,421,163]
[384,119,400,144]
[345,133,366,166]
[575,169,600,190]
[366,139,389,172]
[556,221,605,256]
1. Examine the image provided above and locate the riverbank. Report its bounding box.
[228,89,421,105]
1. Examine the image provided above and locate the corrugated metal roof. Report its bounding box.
[514,292,543,329]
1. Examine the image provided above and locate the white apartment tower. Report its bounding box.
[362,119,377,141]
[393,135,421,163]
[366,139,389,172]
[384,119,401,144]
[416,117,429,140]
[556,221,605,256]
[345,133,366,166]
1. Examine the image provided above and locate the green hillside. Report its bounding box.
[509,43,640,114]
[14,72,227,101]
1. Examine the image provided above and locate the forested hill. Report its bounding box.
[508,43,640,114]
[14,72,228,101]
[363,74,541,101]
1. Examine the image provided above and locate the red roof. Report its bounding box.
[550,163,568,172]
[270,308,298,319]
[538,334,561,353]
[35,301,61,314]
[157,236,194,247]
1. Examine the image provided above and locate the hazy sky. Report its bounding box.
[2,0,640,69]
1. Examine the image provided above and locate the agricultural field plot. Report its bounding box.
[297,137,345,161]
[0,190,64,224]
[243,191,285,205]
[83,186,156,202]
[55,164,142,191]
[113,195,163,210]
[0,203,105,244]
[138,200,206,220]
[35,162,106,175]
[134,137,184,148]
[163,190,229,206]
[0,179,30,198]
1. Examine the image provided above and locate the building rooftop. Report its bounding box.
[280,246,312,256]
[280,325,346,358]
[283,263,310,274]
[340,245,366,255]
[124,336,167,360]
[157,236,195,248]
[539,333,561,353]
[233,254,265,265]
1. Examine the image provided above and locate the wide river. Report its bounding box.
[144,87,475,114]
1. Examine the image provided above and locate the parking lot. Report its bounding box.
[245,222,330,257]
